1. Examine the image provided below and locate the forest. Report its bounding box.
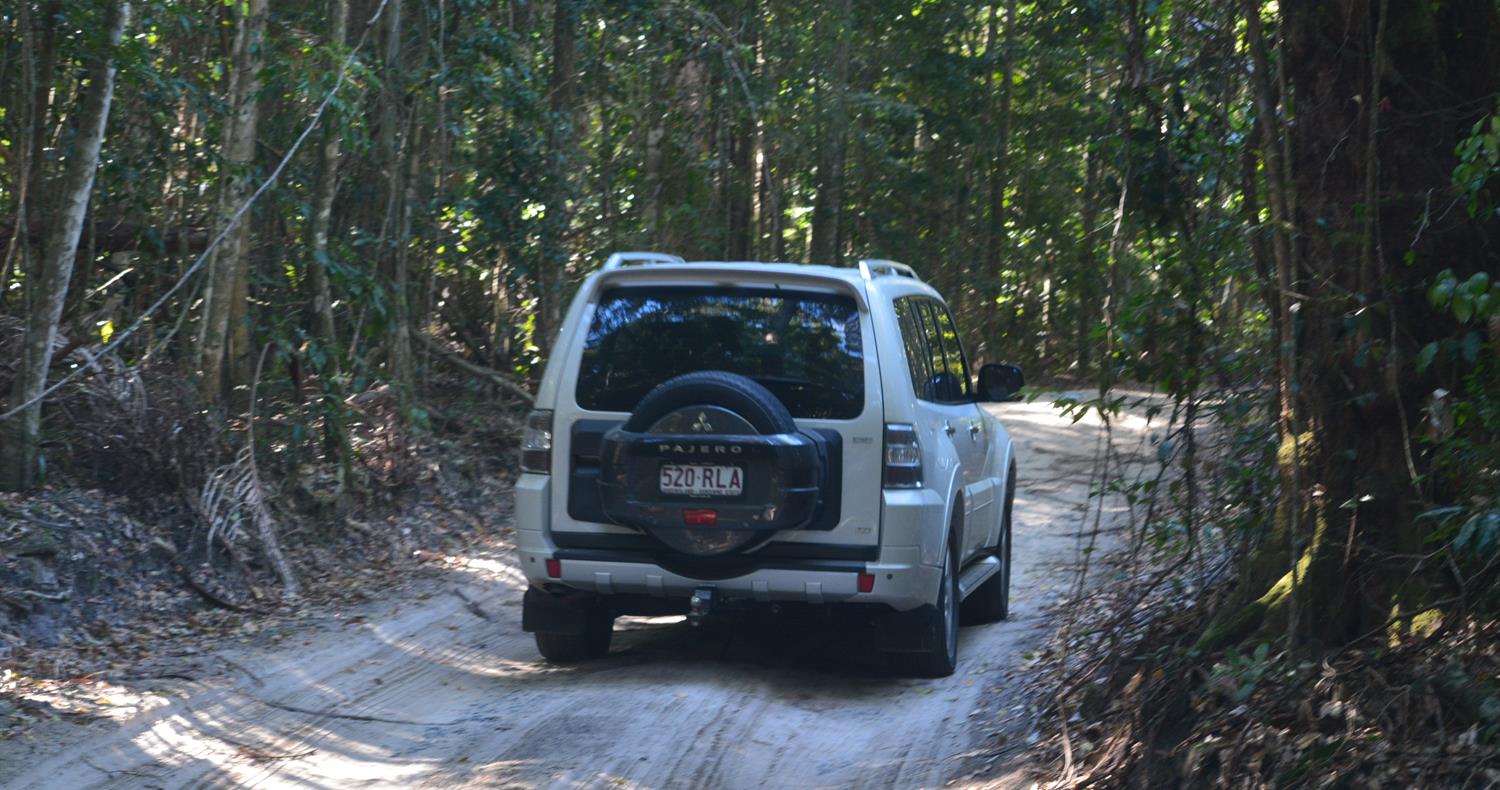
[2,0,1499,785]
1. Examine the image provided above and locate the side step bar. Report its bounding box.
[957,555,1001,600]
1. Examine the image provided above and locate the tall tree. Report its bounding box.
[537,0,582,354]
[198,0,269,401]
[307,0,349,370]
[807,0,849,265]
[1285,0,1499,641]
[24,0,64,218]
[377,0,415,394]
[1,0,130,490]
[1208,0,1500,648]
[978,0,1018,353]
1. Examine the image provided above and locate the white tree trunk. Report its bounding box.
[1,0,131,491]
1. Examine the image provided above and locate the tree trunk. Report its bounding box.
[376,0,416,395]
[198,0,268,401]
[642,62,666,246]
[1073,59,1103,373]
[25,0,64,215]
[1,0,130,491]
[979,0,1017,352]
[1208,0,1500,650]
[390,118,421,394]
[1281,0,1494,642]
[808,0,850,265]
[597,99,615,240]
[725,102,754,261]
[307,0,349,371]
[537,0,580,356]
[720,2,757,262]
[985,0,1016,273]
[0,0,39,306]
[754,5,781,261]
[1244,0,1298,433]
[227,223,255,387]
[490,253,512,369]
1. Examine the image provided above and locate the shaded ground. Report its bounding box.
[0,395,1151,789]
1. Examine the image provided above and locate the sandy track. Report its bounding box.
[2,396,1149,789]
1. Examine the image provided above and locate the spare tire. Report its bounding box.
[598,372,823,556]
[624,371,798,434]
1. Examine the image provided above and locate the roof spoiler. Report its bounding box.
[601,251,686,270]
[857,259,921,282]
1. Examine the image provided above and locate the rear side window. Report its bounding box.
[916,302,951,395]
[893,296,972,403]
[576,286,865,419]
[930,303,973,400]
[893,298,934,400]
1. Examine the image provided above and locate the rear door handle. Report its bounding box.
[944,421,956,436]
[969,421,981,437]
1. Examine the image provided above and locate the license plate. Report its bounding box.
[659,464,743,497]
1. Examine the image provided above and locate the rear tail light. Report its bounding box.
[858,573,875,593]
[545,558,561,578]
[683,509,718,526]
[520,409,553,474]
[883,423,922,488]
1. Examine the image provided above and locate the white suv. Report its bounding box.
[515,253,1021,676]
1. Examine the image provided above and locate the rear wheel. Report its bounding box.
[889,547,960,678]
[534,610,614,663]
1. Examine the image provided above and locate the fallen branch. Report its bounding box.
[218,655,266,687]
[234,744,317,762]
[176,565,256,613]
[3,587,73,602]
[14,516,84,531]
[452,587,492,620]
[415,332,534,404]
[215,734,316,762]
[82,757,165,779]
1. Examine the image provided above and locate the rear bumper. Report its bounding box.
[521,584,943,654]
[520,547,935,609]
[514,473,943,611]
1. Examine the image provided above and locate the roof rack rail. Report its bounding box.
[857,259,920,281]
[602,251,686,270]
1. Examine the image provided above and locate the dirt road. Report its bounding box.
[2,396,1149,789]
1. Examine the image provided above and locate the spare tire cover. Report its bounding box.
[598,371,823,556]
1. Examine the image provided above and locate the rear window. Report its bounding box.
[576,286,865,419]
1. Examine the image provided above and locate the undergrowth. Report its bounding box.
[0,331,527,689]
[1029,373,1500,787]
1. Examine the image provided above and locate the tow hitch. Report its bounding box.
[688,587,716,626]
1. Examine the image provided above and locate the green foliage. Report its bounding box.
[1421,354,1500,571]
[0,0,1275,400]
[1415,262,1500,587]
[1418,269,1500,373]
[1454,106,1500,219]
[1211,642,1276,704]
[1427,269,1498,326]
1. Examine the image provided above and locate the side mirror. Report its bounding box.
[977,363,1024,402]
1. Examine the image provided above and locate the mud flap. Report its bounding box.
[522,587,601,634]
[876,604,942,654]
